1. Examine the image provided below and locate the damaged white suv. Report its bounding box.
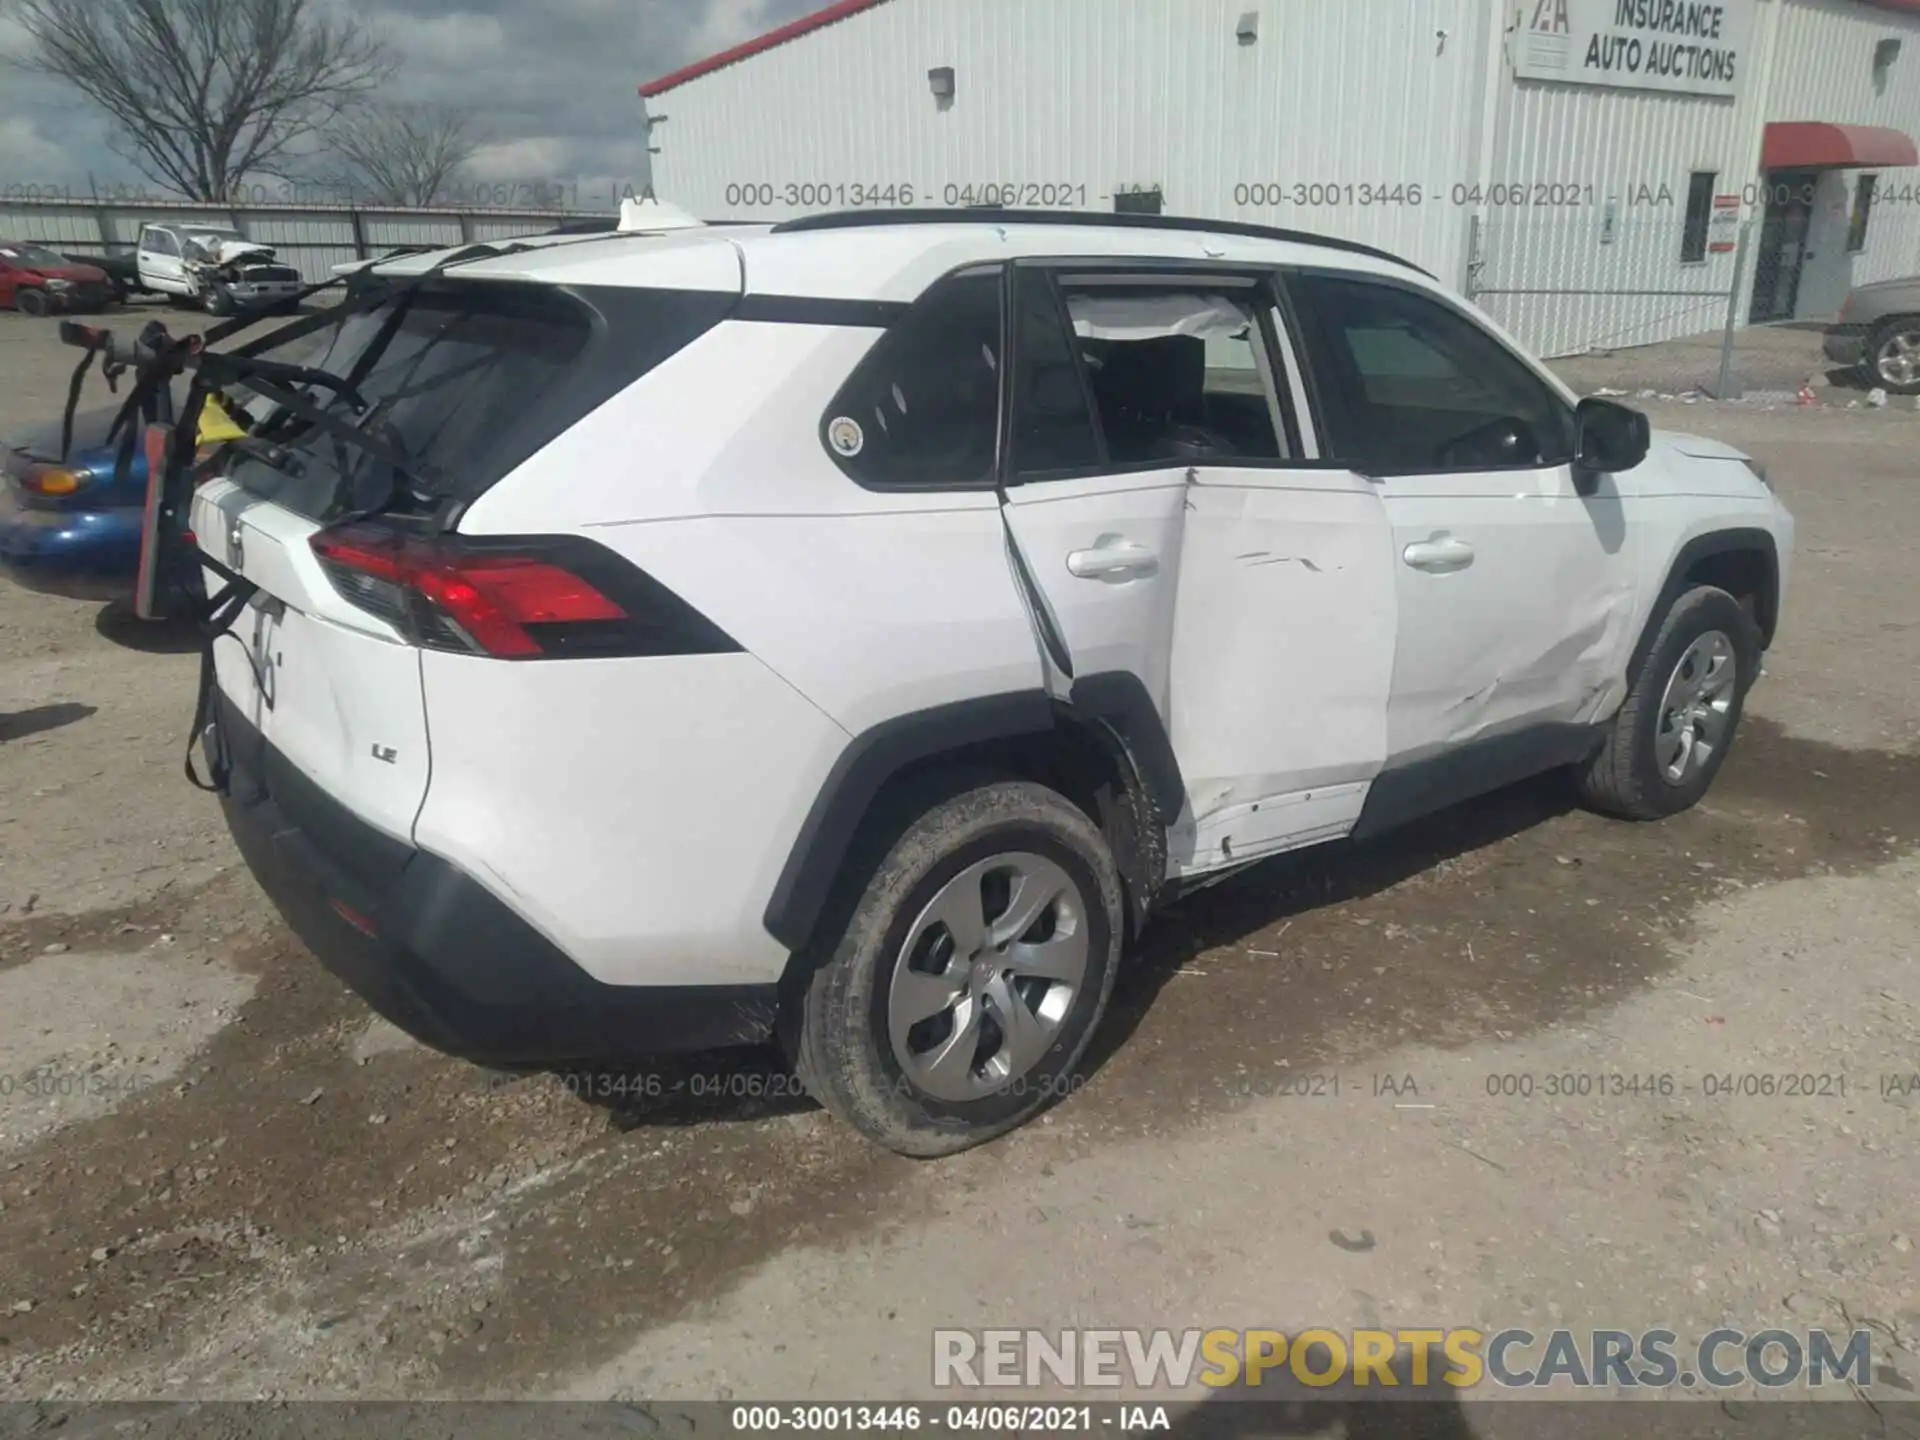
[181,210,1793,1156]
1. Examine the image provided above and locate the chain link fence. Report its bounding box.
[1468,204,1875,407]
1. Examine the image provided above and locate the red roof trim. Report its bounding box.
[1762,121,1918,170]
[640,0,893,98]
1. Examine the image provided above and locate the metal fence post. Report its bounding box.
[1711,219,1754,401]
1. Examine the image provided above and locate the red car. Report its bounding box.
[0,241,113,317]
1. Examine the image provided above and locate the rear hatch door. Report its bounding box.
[194,249,742,850]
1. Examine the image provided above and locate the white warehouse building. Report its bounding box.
[640,0,1920,359]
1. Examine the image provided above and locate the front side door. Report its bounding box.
[137,227,186,293]
[1282,269,1635,806]
[998,264,1398,870]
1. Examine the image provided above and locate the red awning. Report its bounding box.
[1761,122,1919,171]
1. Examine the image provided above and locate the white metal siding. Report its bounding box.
[648,0,1920,358]
[1479,75,1766,356]
[651,0,1489,288]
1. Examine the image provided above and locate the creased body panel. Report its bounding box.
[1167,469,1397,873]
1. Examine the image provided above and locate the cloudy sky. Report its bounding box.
[0,0,819,206]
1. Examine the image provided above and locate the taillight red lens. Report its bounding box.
[310,524,627,658]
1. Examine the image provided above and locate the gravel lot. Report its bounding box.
[1,304,1916,1416]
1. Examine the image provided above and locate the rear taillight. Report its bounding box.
[308,522,739,660]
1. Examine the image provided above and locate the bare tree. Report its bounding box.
[329,102,481,206]
[8,0,392,201]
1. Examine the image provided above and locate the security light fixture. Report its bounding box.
[1872,37,1901,93]
[1236,11,1259,44]
[928,65,955,108]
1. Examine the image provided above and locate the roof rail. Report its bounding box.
[768,207,1433,278]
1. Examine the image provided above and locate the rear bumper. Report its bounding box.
[212,693,780,1066]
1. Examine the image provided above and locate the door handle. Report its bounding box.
[1066,538,1159,580]
[1402,536,1476,571]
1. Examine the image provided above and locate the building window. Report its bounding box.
[1680,171,1716,263]
[1847,174,1877,253]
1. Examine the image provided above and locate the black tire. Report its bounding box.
[791,779,1124,1157]
[15,287,50,318]
[203,283,235,316]
[1863,316,1920,396]
[1577,585,1761,820]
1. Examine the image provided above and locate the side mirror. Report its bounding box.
[1574,397,1650,474]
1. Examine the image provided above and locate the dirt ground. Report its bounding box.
[0,303,1917,1417]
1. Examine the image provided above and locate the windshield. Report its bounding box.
[1,244,69,267]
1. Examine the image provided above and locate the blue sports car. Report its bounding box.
[0,404,156,603]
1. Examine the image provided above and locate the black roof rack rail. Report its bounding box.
[768,207,1433,279]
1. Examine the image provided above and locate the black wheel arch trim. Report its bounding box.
[1064,672,1185,821]
[1627,527,1779,689]
[762,676,1184,952]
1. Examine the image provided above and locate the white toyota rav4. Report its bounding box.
[189,210,1794,1156]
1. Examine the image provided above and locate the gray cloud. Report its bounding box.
[0,0,818,205]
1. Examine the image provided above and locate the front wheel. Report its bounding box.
[203,283,235,316]
[15,287,50,318]
[1865,317,1920,395]
[792,779,1124,1157]
[1577,585,1761,820]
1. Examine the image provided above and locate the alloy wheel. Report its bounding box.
[1876,328,1920,389]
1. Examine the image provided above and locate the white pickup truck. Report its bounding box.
[135,223,306,314]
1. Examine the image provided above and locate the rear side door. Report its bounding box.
[137,227,186,293]
[996,264,1399,865]
[995,265,1191,730]
[1282,268,1636,786]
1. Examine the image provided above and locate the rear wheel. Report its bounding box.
[1865,317,1920,395]
[15,288,50,318]
[1577,585,1760,820]
[792,779,1123,1157]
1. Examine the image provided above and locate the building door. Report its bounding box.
[1750,170,1819,323]
[1795,171,1859,320]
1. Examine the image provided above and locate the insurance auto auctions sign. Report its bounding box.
[1513,0,1757,98]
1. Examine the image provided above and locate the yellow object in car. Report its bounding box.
[196,395,248,445]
